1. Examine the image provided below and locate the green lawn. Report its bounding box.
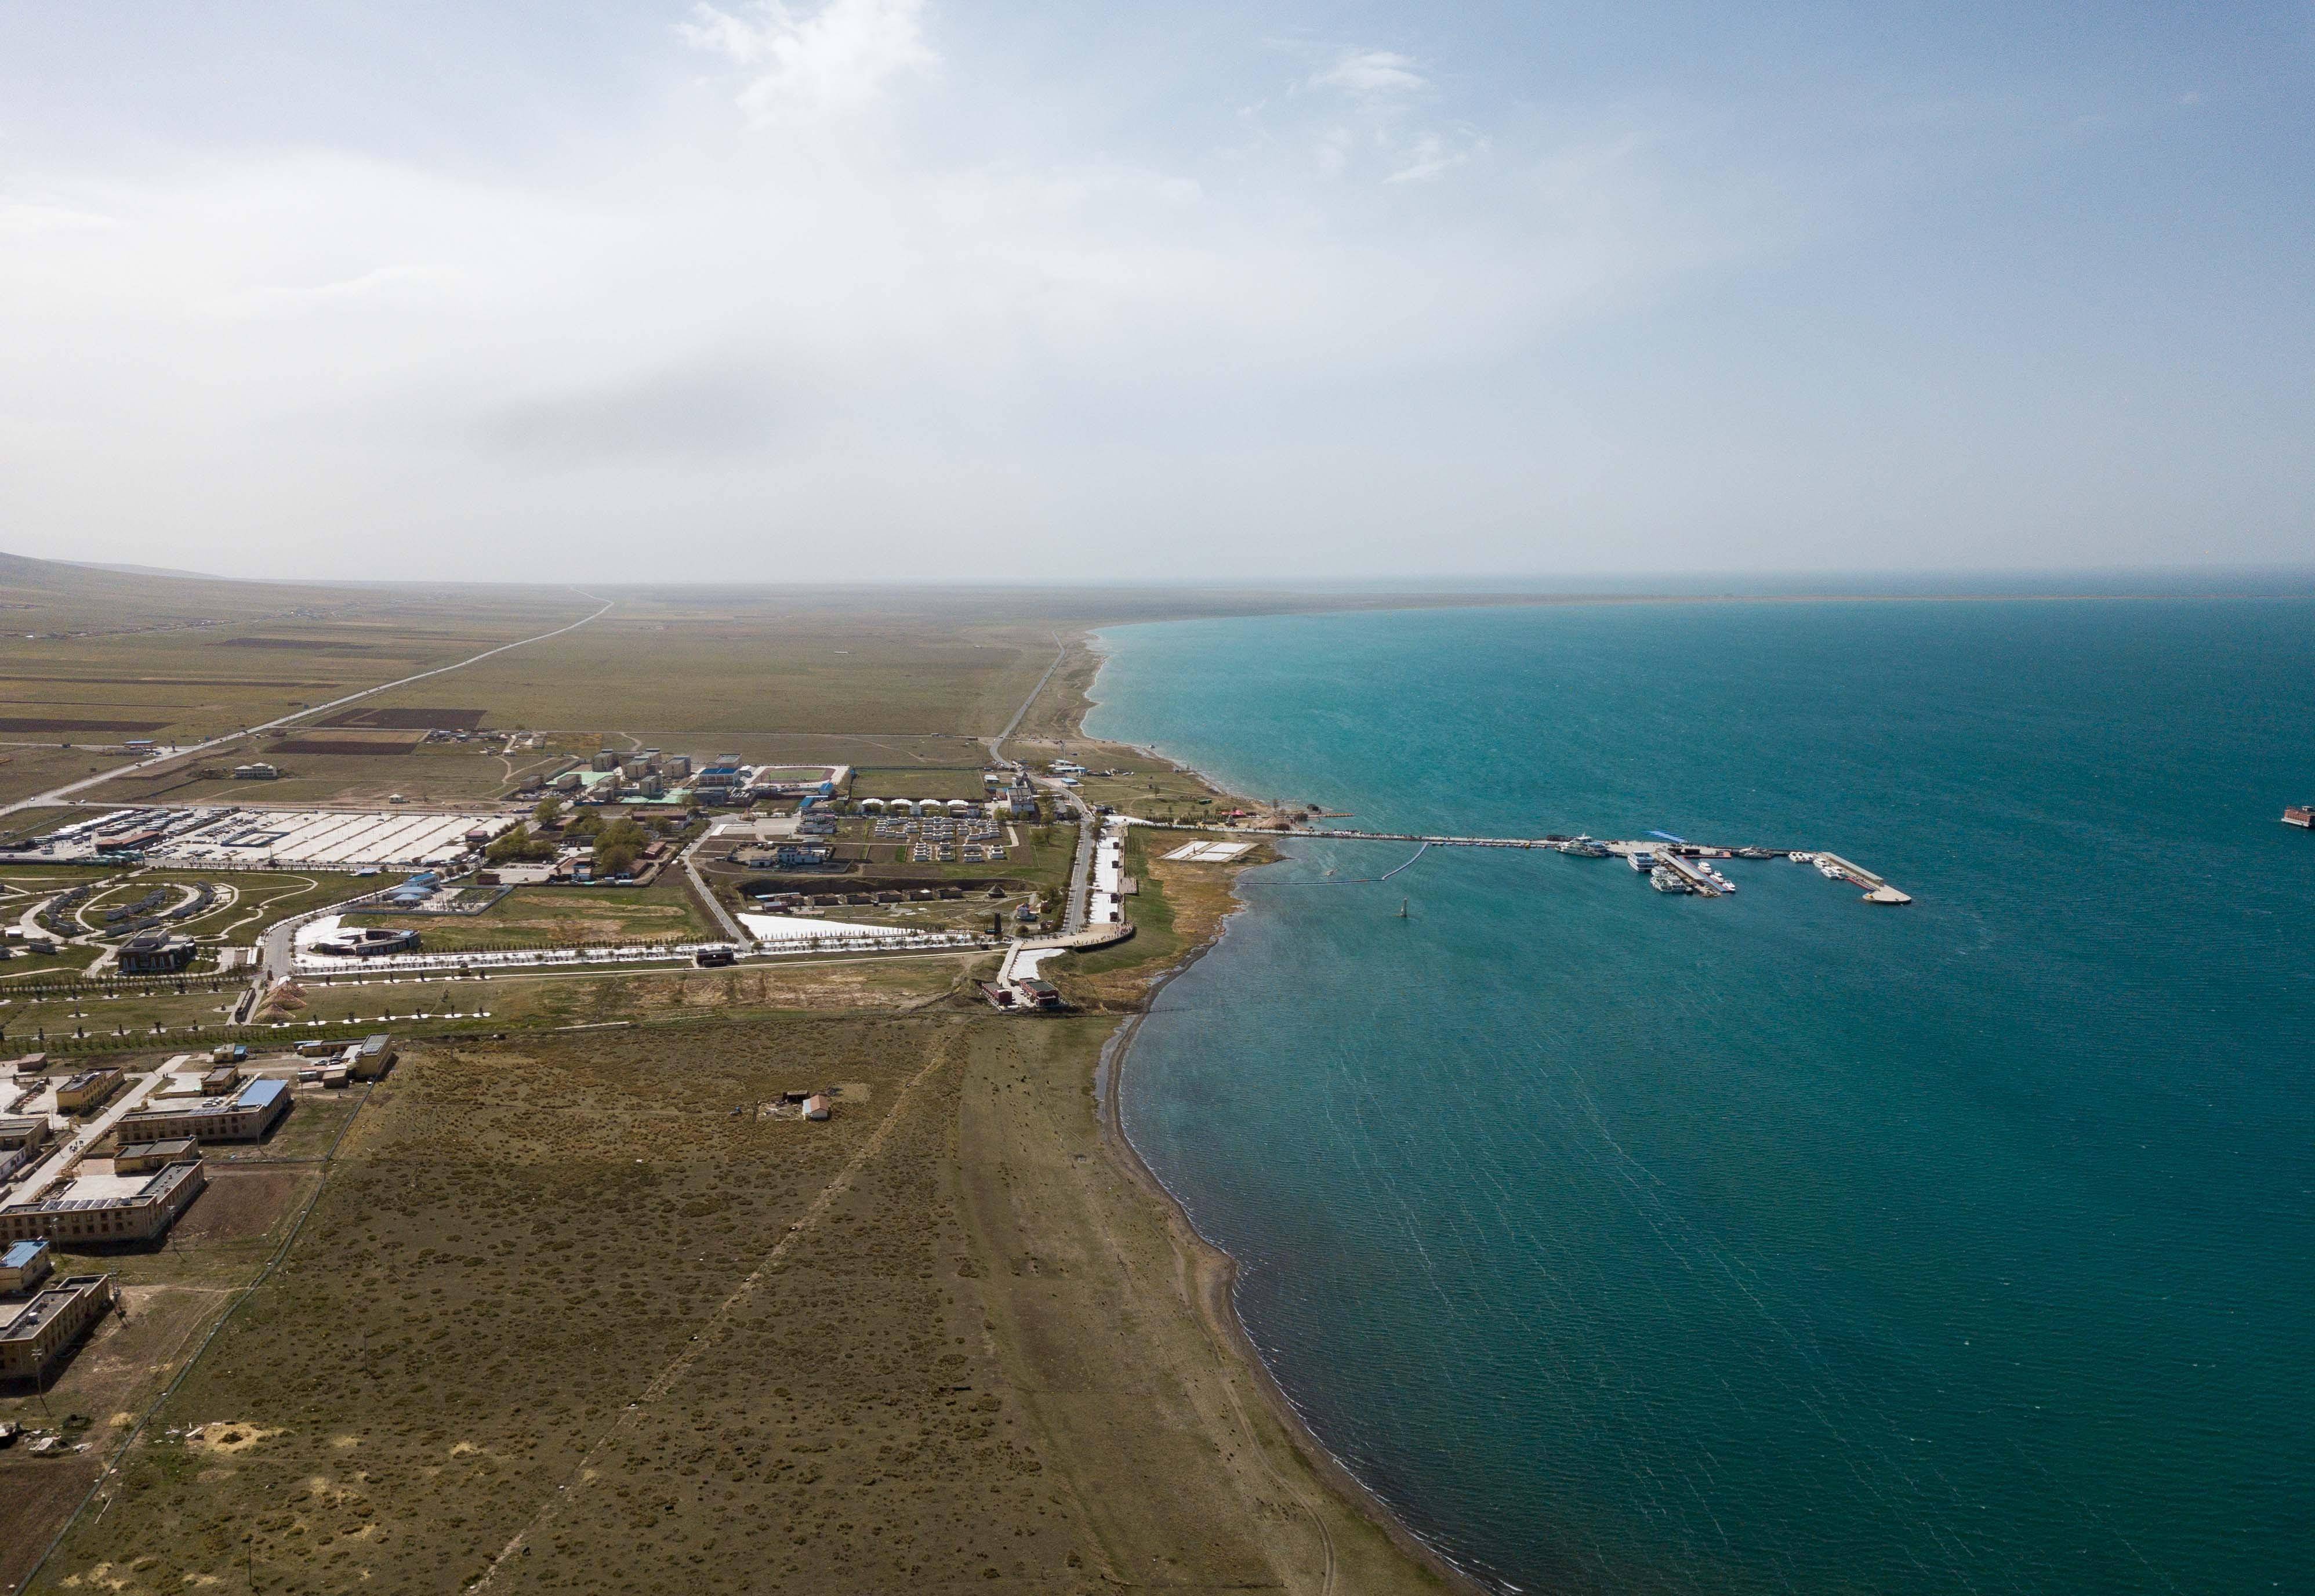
[847,766,989,802]
[210,870,411,945]
[342,880,712,952]
[1069,828,1180,976]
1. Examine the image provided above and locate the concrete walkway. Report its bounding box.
[5,1068,169,1206]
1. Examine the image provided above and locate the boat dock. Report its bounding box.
[1652,853,1724,896]
[1137,821,1910,904]
[1804,853,1913,904]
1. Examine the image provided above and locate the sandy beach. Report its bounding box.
[1019,633,1478,1595]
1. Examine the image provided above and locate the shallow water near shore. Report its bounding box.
[1087,598,2315,1595]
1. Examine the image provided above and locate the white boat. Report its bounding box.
[1628,848,1657,872]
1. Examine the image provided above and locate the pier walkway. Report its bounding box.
[1134,819,1743,854]
[1132,821,1910,903]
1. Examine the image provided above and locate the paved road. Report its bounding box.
[10,1069,169,1203]
[983,633,1068,763]
[974,634,1094,928]
[679,832,749,944]
[1033,777,1096,932]
[259,910,306,986]
[0,594,614,819]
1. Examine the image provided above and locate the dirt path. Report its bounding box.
[466,1029,970,1591]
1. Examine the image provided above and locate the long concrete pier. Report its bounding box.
[1141,821,1608,851]
[1140,819,1749,854]
[1135,821,1911,903]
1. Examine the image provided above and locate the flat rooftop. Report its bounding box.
[126,1077,286,1119]
[34,1166,149,1203]
[117,1138,198,1160]
[1,1275,109,1343]
[1,1160,197,1216]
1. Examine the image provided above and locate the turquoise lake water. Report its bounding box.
[1085,600,2314,1595]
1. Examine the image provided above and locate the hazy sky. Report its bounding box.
[2,2,2309,582]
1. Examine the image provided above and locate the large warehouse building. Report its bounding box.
[0,1159,207,1247]
[114,1077,292,1145]
[1,1272,119,1381]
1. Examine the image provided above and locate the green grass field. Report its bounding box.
[343,881,711,952]
[848,765,989,801]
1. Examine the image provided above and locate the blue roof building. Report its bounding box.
[1,1238,53,1293]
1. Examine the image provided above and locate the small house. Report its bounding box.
[0,1239,53,1295]
[56,1068,125,1112]
[118,932,198,977]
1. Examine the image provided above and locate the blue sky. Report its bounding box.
[1,2,2308,582]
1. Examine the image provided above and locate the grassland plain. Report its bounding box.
[351,600,1060,736]
[27,996,1443,1596]
[1,601,586,746]
[344,882,714,953]
[0,749,144,809]
[108,742,569,810]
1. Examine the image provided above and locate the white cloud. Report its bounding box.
[0,198,118,238]
[225,263,467,318]
[0,6,1793,581]
[1311,49,1428,97]
[1289,46,1479,184]
[679,0,935,122]
[1386,129,1487,184]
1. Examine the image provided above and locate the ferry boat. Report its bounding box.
[1650,865,1693,893]
[1627,848,1657,872]
[2285,804,2314,829]
[1566,836,1612,858]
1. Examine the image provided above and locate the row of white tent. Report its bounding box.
[856,797,982,815]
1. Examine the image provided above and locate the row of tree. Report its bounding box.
[489,800,662,877]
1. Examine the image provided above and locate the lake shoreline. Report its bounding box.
[1058,627,1489,1596]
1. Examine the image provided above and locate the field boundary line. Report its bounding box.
[0,589,613,819]
[469,1032,961,1591]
